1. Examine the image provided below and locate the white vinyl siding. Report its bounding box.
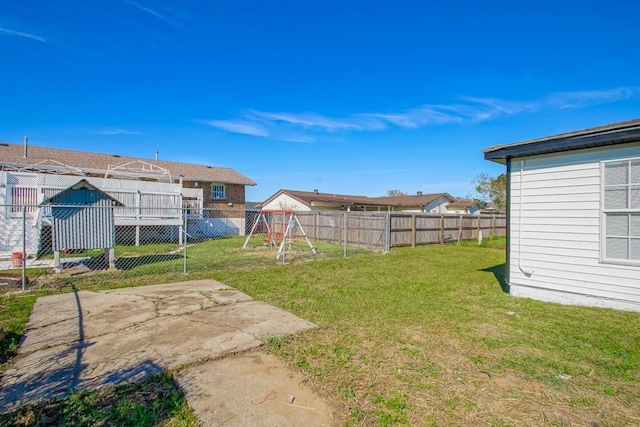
[424,195,451,213]
[509,143,640,310]
[261,194,311,211]
[602,159,640,263]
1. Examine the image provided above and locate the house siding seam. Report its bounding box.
[508,144,640,310]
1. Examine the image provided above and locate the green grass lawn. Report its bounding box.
[2,238,639,426]
[213,242,640,426]
[0,372,196,427]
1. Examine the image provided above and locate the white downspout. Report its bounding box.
[518,160,534,276]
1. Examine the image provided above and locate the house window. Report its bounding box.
[211,184,226,200]
[603,159,640,263]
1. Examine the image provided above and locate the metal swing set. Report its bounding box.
[242,210,317,262]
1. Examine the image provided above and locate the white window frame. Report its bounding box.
[600,158,640,265]
[211,184,226,200]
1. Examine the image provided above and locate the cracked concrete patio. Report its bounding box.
[0,279,336,426]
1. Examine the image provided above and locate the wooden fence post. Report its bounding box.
[314,212,318,240]
[411,213,416,248]
[386,212,392,251]
[439,214,444,244]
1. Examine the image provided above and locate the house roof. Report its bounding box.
[483,118,640,164]
[0,142,257,186]
[446,198,480,210]
[265,189,371,208]
[262,189,453,208]
[366,193,454,207]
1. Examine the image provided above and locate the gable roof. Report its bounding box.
[262,189,453,208]
[0,142,256,186]
[264,189,370,208]
[40,179,124,206]
[483,118,640,164]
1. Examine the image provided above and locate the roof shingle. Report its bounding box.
[265,189,452,208]
[0,142,256,185]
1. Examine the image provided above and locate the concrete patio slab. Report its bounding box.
[176,350,335,427]
[0,280,334,425]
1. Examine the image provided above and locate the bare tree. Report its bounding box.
[386,189,408,197]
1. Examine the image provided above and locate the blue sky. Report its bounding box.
[1,1,639,202]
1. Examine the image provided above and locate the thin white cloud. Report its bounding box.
[123,0,186,29]
[97,129,142,135]
[204,87,640,141]
[251,110,365,131]
[0,24,105,57]
[0,26,48,44]
[544,87,639,110]
[278,133,316,143]
[202,120,269,137]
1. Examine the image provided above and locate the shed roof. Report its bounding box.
[40,179,124,206]
[483,118,640,164]
[0,142,256,186]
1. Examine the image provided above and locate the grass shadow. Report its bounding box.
[115,254,183,271]
[0,365,185,426]
[479,263,509,293]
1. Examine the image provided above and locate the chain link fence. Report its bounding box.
[0,205,379,289]
[1,203,505,290]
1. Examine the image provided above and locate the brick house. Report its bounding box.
[0,141,256,257]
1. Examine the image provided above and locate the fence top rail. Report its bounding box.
[390,213,505,218]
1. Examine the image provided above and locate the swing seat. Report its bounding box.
[263,232,284,245]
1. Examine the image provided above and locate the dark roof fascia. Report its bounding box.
[484,127,640,164]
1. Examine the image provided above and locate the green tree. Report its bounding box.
[473,173,506,209]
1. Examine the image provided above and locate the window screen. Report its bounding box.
[603,160,640,262]
[211,185,226,199]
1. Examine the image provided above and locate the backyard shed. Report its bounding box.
[40,179,124,272]
[484,118,640,311]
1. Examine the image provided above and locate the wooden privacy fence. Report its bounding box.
[268,211,506,251]
[389,213,505,248]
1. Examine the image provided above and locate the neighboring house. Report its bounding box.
[483,118,640,311]
[260,189,368,211]
[0,141,256,258]
[260,189,455,213]
[445,198,481,215]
